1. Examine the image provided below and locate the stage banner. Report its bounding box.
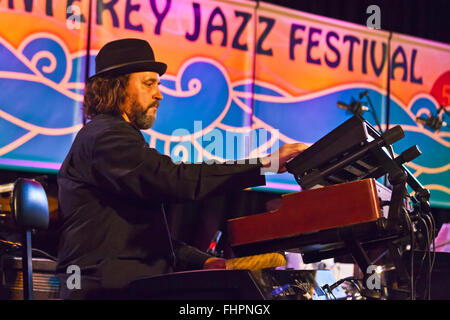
[0,0,89,172]
[90,0,258,165]
[251,3,391,193]
[388,34,450,208]
[0,0,448,207]
[249,3,450,208]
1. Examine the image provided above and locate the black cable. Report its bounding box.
[322,277,362,299]
[321,285,332,300]
[161,203,176,269]
[1,247,57,262]
[427,213,437,269]
[426,227,432,301]
[350,279,363,293]
[324,286,337,300]
[418,217,429,260]
[82,0,93,126]
[415,217,430,299]
[424,213,436,299]
[424,214,432,300]
[385,31,393,132]
[32,248,57,261]
[404,212,415,300]
[422,214,436,267]
[361,92,383,133]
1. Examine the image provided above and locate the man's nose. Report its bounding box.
[155,87,163,100]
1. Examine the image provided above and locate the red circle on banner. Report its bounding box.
[430,71,450,107]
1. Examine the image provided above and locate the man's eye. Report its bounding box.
[144,81,159,87]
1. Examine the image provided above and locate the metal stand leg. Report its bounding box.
[22,230,33,300]
[343,236,371,275]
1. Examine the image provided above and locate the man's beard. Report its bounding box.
[128,98,159,130]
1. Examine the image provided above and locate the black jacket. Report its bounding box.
[56,114,265,298]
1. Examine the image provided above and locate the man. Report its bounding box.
[56,38,307,299]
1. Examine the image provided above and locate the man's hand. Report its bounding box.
[260,143,309,173]
[203,257,226,269]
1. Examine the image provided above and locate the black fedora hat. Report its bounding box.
[92,38,167,78]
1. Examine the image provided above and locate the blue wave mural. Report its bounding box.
[0,34,448,207]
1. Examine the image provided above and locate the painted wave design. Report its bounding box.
[0,34,84,165]
[249,82,449,203]
[253,87,449,167]
[0,34,448,204]
[153,59,230,135]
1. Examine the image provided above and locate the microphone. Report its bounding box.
[416,115,447,131]
[359,90,369,99]
[206,230,222,256]
[394,145,421,166]
[337,101,369,116]
[416,105,449,132]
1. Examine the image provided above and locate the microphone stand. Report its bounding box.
[360,91,383,133]
[360,91,395,162]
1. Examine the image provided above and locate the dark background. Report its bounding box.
[1,0,449,260]
[253,0,450,44]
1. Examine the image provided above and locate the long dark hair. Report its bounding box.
[83,74,130,123]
